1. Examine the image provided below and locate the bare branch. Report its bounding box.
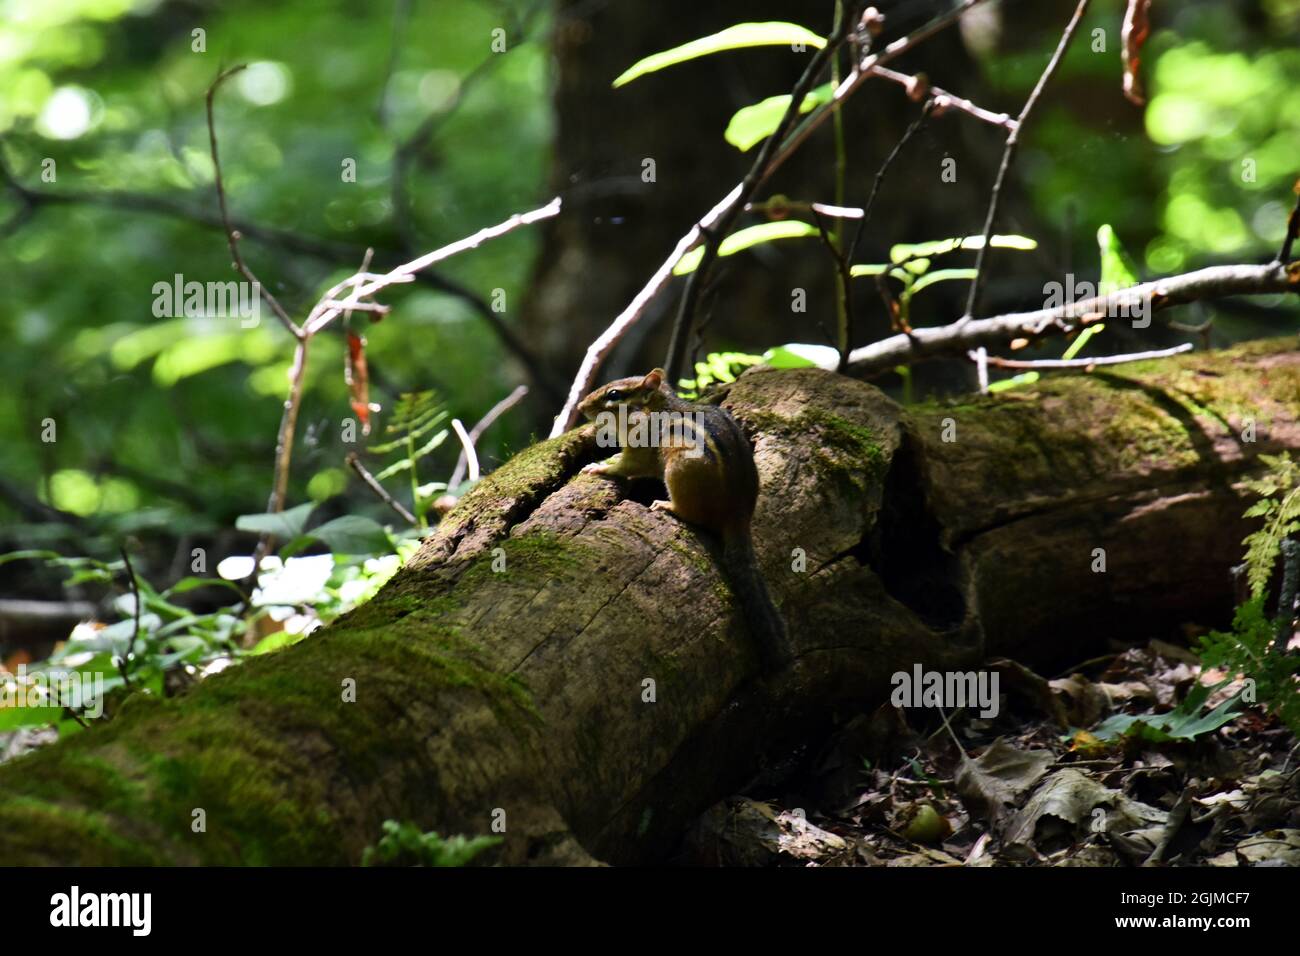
[847,261,1296,376]
[346,452,417,527]
[449,419,479,484]
[962,0,1092,324]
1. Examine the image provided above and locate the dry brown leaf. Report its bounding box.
[1122,0,1153,106]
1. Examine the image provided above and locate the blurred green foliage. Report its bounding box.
[0,0,550,553]
[1013,1,1300,277]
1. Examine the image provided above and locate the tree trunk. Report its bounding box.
[2,338,1296,865]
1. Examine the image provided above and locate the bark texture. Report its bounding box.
[1,338,1297,865]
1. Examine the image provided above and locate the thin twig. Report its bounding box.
[322,299,390,315]
[1143,791,1190,866]
[850,99,934,262]
[937,708,968,759]
[979,342,1193,369]
[117,546,142,691]
[346,452,417,526]
[849,98,934,345]
[265,339,309,522]
[206,65,302,339]
[449,419,479,484]
[972,346,989,393]
[813,208,856,369]
[961,0,1092,324]
[449,384,528,488]
[866,64,1016,131]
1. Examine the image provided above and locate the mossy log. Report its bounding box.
[1,338,1298,865]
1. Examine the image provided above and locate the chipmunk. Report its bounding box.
[578,368,792,673]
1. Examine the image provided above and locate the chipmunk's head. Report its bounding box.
[578,368,668,420]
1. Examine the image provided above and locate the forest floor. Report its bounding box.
[679,638,1300,867]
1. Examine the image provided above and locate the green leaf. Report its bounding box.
[235,502,314,539]
[910,267,977,294]
[0,702,62,731]
[306,515,392,556]
[725,81,834,151]
[1165,692,1242,740]
[889,234,1038,263]
[0,549,65,567]
[849,263,890,277]
[1091,681,1243,743]
[763,343,838,368]
[1098,224,1140,292]
[277,534,317,559]
[163,576,244,598]
[674,221,819,275]
[248,630,308,656]
[1061,323,1105,361]
[613,23,826,88]
[987,371,1040,393]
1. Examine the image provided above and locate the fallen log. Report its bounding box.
[1,337,1297,865]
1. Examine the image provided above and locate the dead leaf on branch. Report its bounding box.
[1122,0,1153,106]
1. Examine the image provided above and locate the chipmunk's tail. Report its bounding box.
[721,525,792,674]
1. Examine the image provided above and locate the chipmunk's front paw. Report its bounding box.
[650,499,674,514]
[582,461,611,475]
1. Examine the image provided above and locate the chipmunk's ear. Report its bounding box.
[642,368,666,390]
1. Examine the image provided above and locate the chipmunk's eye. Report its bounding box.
[606,389,623,401]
